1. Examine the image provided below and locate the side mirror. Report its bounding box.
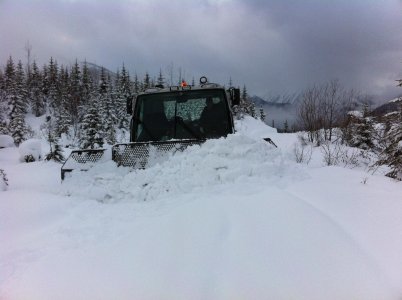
[231,88,240,106]
[126,96,134,114]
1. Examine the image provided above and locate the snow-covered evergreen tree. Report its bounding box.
[235,85,257,119]
[6,58,29,145]
[133,73,140,94]
[15,61,28,114]
[143,72,150,91]
[41,116,65,162]
[4,56,16,119]
[115,64,132,129]
[259,107,266,122]
[55,67,72,137]
[81,61,93,112]
[284,120,289,133]
[97,67,115,145]
[8,109,28,145]
[55,105,71,137]
[376,103,402,180]
[349,104,375,150]
[30,61,45,117]
[79,98,104,149]
[68,60,82,123]
[47,57,60,114]
[0,68,8,134]
[157,69,164,87]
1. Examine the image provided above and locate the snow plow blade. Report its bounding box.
[61,149,107,180]
[111,140,203,168]
[61,140,204,180]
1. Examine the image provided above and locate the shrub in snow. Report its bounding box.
[0,135,14,148]
[293,142,312,164]
[0,169,8,191]
[19,139,42,163]
[44,144,65,163]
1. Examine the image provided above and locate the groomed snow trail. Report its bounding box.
[1,117,401,299]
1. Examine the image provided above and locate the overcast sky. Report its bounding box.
[1,0,402,101]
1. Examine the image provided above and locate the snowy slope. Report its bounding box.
[1,117,402,299]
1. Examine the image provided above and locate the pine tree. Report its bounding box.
[68,59,82,122]
[284,120,289,133]
[376,103,402,180]
[143,72,150,91]
[55,66,72,137]
[41,116,65,162]
[237,85,257,118]
[15,61,28,114]
[349,104,375,150]
[259,107,266,122]
[133,73,140,94]
[81,60,93,111]
[157,68,164,87]
[30,61,45,117]
[47,57,59,113]
[0,64,9,133]
[98,68,116,144]
[79,98,104,149]
[6,58,29,145]
[115,64,132,129]
[9,109,28,145]
[4,56,16,119]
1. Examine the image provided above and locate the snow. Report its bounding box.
[389,97,402,103]
[18,138,42,162]
[348,110,363,118]
[0,135,14,148]
[1,116,402,299]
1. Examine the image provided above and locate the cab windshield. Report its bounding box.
[133,89,231,142]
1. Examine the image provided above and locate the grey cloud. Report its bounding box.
[1,0,401,100]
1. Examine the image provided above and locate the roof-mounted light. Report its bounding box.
[200,76,208,85]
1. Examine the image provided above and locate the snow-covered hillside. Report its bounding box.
[1,117,402,299]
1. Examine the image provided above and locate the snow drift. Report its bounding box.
[1,117,402,300]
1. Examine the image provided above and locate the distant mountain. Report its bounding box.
[250,94,301,129]
[251,95,292,108]
[372,97,402,116]
[81,61,117,81]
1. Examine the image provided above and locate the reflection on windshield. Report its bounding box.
[134,90,231,142]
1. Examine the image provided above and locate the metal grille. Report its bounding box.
[61,149,106,180]
[68,149,106,163]
[112,140,203,168]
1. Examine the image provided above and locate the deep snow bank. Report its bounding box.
[2,116,401,300]
[61,132,308,202]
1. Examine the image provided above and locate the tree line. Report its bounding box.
[296,79,402,180]
[0,56,263,149]
[0,56,174,148]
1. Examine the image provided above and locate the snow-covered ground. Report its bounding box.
[1,117,402,299]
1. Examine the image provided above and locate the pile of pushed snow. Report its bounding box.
[235,115,277,139]
[61,133,308,202]
[0,135,14,148]
[19,139,42,162]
